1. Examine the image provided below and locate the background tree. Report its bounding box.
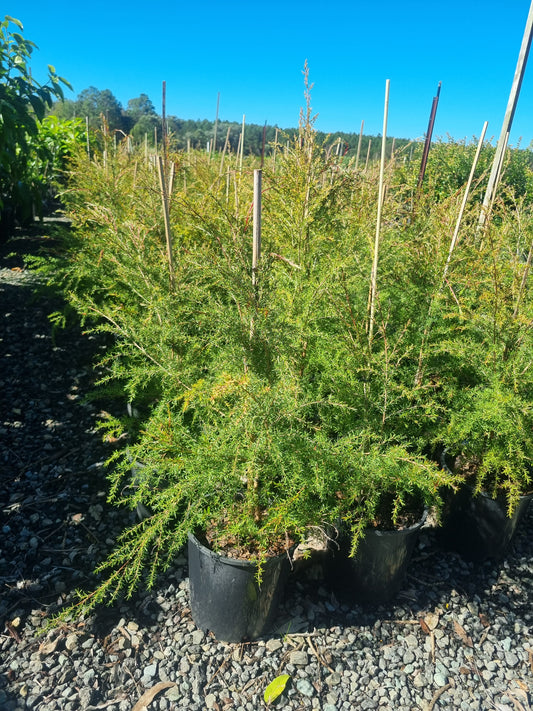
[75,86,125,133]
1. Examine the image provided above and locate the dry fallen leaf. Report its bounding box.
[131,682,176,711]
[424,612,439,631]
[479,613,490,628]
[453,620,473,648]
[459,666,471,675]
[419,618,430,635]
[38,635,61,655]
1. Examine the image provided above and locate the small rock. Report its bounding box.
[205,693,217,708]
[295,679,314,697]
[504,652,519,667]
[325,672,341,686]
[191,629,204,645]
[289,650,309,666]
[266,638,283,653]
[143,662,158,678]
[434,672,448,687]
[65,633,78,652]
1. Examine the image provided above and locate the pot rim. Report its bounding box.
[188,532,293,570]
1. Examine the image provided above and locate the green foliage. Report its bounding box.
[0,15,71,227]
[48,88,533,620]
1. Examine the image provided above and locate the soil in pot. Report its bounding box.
[440,485,532,562]
[187,533,292,643]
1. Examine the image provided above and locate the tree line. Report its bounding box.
[49,86,412,161]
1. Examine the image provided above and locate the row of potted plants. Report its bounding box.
[48,111,533,640]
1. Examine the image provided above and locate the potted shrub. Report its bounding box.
[439,381,533,560]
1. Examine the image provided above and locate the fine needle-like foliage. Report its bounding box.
[46,74,533,621]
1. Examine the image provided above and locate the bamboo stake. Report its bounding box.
[442,121,488,282]
[162,80,167,177]
[85,116,90,159]
[364,139,372,171]
[239,114,245,171]
[219,125,231,177]
[260,122,267,169]
[479,1,533,230]
[272,127,279,172]
[168,161,176,197]
[157,156,175,290]
[252,169,262,288]
[414,124,488,386]
[368,80,390,347]
[355,119,364,169]
[211,92,220,161]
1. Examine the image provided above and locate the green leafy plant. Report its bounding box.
[0,15,71,232]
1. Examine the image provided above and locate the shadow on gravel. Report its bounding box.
[278,502,532,639]
[0,224,133,629]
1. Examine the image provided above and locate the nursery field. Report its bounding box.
[0,193,532,708]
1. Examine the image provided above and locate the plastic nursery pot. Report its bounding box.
[332,511,427,605]
[440,486,532,562]
[187,533,291,643]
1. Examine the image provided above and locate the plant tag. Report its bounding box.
[264,674,290,705]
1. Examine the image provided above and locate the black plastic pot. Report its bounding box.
[187,533,291,642]
[440,486,532,562]
[332,511,427,605]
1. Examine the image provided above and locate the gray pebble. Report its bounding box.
[295,679,314,697]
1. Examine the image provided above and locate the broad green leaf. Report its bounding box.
[5,16,23,30]
[263,674,290,705]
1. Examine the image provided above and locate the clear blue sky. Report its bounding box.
[11,0,533,146]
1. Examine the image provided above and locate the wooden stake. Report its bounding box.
[157,156,175,290]
[365,139,372,171]
[443,121,488,282]
[168,161,176,197]
[239,114,245,171]
[355,119,364,169]
[479,1,533,229]
[368,80,390,347]
[162,80,167,176]
[211,92,220,160]
[220,125,231,176]
[252,169,262,287]
[85,116,90,159]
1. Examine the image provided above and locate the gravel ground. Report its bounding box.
[0,225,532,711]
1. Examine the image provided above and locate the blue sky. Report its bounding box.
[11,1,533,146]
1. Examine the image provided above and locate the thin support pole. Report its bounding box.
[479,1,533,230]
[162,80,167,176]
[239,114,245,171]
[443,122,488,282]
[85,116,90,159]
[355,119,364,169]
[368,80,390,347]
[417,81,442,192]
[211,92,220,160]
[157,156,174,290]
[252,169,262,288]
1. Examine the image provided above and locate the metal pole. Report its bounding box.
[417,82,442,191]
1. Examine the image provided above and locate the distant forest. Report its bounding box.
[49,87,414,161]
